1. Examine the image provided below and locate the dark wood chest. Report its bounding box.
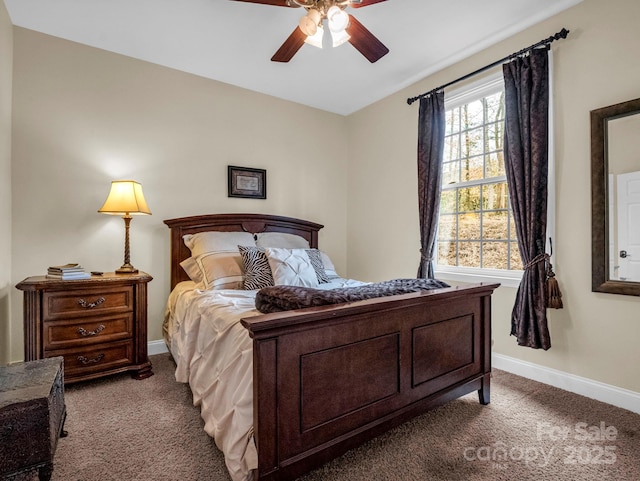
[0,357,66,481]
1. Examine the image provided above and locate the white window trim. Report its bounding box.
[434,57,556,289]
[546,50,557,267]
[435,265,524,288]
[444,71,504,110]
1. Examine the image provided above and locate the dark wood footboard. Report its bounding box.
[242,282,498,481]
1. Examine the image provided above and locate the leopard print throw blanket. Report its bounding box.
[255,278,450,313]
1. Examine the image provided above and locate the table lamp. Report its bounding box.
[98,180,151,274]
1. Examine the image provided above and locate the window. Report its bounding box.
[435,74,523,284]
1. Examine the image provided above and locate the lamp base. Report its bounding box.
[115,264,139,274]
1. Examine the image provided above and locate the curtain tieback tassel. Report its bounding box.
[546,263,563,309]
[523,253,563,309]
[523,253,548,270]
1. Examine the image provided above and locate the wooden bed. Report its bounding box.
[164,213,498,481]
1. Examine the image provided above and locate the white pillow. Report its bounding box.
[183,231,256,257]
[256,232,310,249]
[182,231,256,290]
[264,248,319,287]
[320,251,337,276]
[193,251,244,290]
[180,257,203,283]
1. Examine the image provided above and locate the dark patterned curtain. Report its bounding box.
[503,47,551,350]
[417,92,445,279]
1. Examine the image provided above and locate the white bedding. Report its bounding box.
[163,278,365,481]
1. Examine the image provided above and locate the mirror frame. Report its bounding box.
[591,97,640,296]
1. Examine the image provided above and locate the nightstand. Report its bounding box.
[16,272,153,384]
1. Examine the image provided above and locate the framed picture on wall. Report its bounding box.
[228,166,267,199]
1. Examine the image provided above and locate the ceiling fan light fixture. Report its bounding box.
[240,0,390,63]
[327,5,349,33]
[304,23,324,48]
[299,8,321,36]
[330,27,350,47]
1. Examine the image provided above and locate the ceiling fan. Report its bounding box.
[231,0,389,63]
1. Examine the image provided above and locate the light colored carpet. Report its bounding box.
[36,354,639,480]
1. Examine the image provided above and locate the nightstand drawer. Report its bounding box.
[43,286,133,320]
[44,313,133,350]
[46,340,133,380]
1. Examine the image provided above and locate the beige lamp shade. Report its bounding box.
[98,180,151,215]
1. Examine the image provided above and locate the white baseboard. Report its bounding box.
[148,339,169,356]
[492,353,640,415]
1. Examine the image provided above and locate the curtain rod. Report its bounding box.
[406,27,570,106]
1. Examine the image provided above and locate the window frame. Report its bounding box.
[434,72,524,287]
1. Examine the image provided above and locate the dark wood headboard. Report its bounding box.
[163,213,324,290]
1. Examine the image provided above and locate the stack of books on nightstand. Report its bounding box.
[46,263,91,280]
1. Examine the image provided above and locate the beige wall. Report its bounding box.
[10,28,349,362]
[347,0,640,392]
[0,1,12,364]
[7,0,640,394]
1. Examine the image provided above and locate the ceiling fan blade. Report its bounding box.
[271,27,307,62]
[230,0,299,7]
[346,15,389,63]
[349,0,387,8]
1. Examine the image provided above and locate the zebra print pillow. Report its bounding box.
[305,249,330,284]
[238,246,274,290]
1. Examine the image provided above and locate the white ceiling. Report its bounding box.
[4,0,581,115]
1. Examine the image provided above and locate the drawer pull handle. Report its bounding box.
[77,325,106,337]
[77,353,105,365]
[77,297,106,309]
